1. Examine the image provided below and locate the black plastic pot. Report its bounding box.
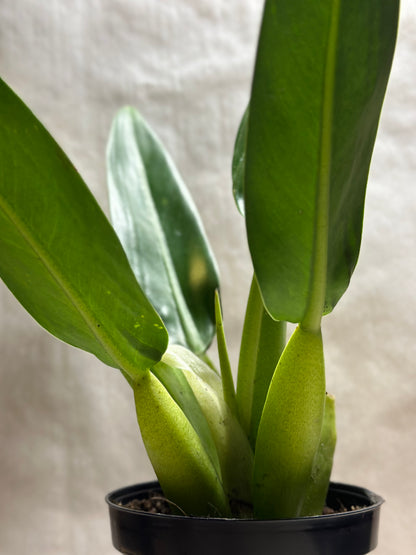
[106,481,383,555]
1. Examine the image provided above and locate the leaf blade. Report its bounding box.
[245,0,399,323]
[107,108,219,354]
[0,79,168,380]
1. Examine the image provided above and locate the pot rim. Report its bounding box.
[105,480,384,524]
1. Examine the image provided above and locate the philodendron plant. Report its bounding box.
[0,0,399,519]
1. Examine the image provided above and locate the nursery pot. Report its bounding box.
[106,481,383,555]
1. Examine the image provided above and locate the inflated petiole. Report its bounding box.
[253,325,326,518]
[134,369,230,517]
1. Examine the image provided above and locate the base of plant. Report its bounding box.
[106,481,383,555]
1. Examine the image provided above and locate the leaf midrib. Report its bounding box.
[130,117,203,352]
[302,0,341,332]
[0,192,133,375]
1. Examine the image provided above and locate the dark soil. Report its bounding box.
[120,490,180,515]
[120,490,366,518]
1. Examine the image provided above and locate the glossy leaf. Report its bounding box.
[107,108,219,355]
[236,275,286,447]
[245,0,400,326]
[0,79,168,382]
[253,325,326,518]
[231,105,249,216]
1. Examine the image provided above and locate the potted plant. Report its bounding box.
[0,0,400,553]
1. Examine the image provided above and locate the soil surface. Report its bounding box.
[122,491,172,515]
[120,490,366,518]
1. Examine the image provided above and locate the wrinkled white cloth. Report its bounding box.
[0,1,415,553]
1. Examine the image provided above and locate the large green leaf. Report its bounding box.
[0,79,168,382]
[245,0,399,326]
[107,108,219,355]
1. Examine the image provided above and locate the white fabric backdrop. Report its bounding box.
[0,1,414,553]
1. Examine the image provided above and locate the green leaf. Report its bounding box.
[231,105,249,216]
[236,275,286,448]
[107,108,219,354]
[0,79,168,382]
[134,371,230,517]
[300,393,337,516]
[253,325,326,518]
[245,0,399,326]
